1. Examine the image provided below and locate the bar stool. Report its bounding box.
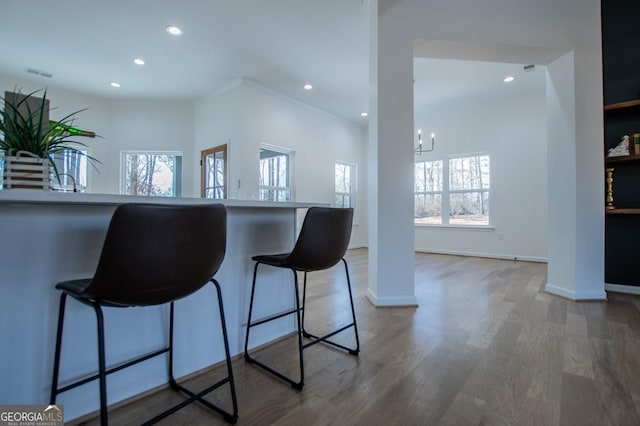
[244,207,360,389]
[50,203,238,425]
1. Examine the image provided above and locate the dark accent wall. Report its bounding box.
[602,1,640,105]
[602,0,640,285]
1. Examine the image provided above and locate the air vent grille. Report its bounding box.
[25,67,53,78]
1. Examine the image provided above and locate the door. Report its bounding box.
[201,144,227,198]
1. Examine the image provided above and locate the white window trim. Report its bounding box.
[259,143,295,201]
[120,150,183,196]
[414,152,491,228]
[335,160,358,225]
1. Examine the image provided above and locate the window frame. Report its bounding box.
[335,161,357,220]
[201,144,228,199]
[414,152,491,228]
[50,149,91,192]
[258,144,295,202]
[120,150,183,197]
[414,159,444,225]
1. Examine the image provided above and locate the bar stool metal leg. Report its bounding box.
[300,259,360,355]
[50,293,66,406]
[50,295,110,426]
[244,263,305,389]
[292,269,305,390]
[94,304,108,426]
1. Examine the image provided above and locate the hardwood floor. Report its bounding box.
[70,249,640,425]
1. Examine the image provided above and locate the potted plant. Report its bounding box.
[0,88,98,190]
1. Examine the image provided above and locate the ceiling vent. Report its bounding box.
[25,67,53,78]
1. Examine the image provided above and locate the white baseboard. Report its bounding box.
[545,283,607,301]
[605,283,640,296]
[414,248,547,263]
[366,289,418,307]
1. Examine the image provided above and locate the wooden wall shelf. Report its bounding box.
[606,208,640,215]
[604,99,640,111]
[605,154,640,164]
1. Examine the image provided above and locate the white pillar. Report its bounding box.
[545,50,605,300]
[366,0,417,306]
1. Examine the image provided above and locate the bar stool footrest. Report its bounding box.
[243,352,303,390]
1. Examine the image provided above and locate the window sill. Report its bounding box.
[415,223,495,231]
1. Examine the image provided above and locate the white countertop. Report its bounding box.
[0,189,325,209]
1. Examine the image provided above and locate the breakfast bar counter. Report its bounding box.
[0,190,323,421]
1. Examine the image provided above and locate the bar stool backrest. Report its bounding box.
[287,207,353,271]
[85,203,226,306]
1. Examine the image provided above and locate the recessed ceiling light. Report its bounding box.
[303,83,313,90]
[166,25,183,36]
[110,82,121,88]
[503,76,515,83]
[360,112,368,117]
[133,58,145,66]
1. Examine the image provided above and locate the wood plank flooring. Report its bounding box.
[70,249,640,425]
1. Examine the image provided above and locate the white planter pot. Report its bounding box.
[2,151,51,190]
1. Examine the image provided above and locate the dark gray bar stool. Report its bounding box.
[244,207,360,389]
[50,203,238,425]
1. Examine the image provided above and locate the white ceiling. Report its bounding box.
[414,58,546,115]
[0,1,547,125]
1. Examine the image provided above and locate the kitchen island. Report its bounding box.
[0,190,323,421]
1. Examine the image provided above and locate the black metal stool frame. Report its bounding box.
[50,278,238,425]
[243,258,360,390]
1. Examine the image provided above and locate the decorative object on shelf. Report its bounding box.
[0,89,98,190]
[414,129,435,155]
[634,133,640,155]
[605,167,616,210]
[607,134,630,157]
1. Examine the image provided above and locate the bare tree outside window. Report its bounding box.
[122,152,182,197]
[51,149,89,192]
[449,155,490,225]
[414,155,489,225]
[335,162,356,210]
[259,147,292,201]
[414,160,443,224]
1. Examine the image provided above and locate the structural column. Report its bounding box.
[366,0,417,306]
[545,50,605,300]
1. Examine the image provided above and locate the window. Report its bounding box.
[50,150,89,192]
[121,151,182,197]
[259,146,293,201]
[415,154,490,225]
[201,144,227,199]
[414,160,444,224]
[335,162,356,209]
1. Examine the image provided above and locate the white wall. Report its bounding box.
[194,80,369,247]
[193,82,243,198]
[106,100,195,195]
[414,89,548,261]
